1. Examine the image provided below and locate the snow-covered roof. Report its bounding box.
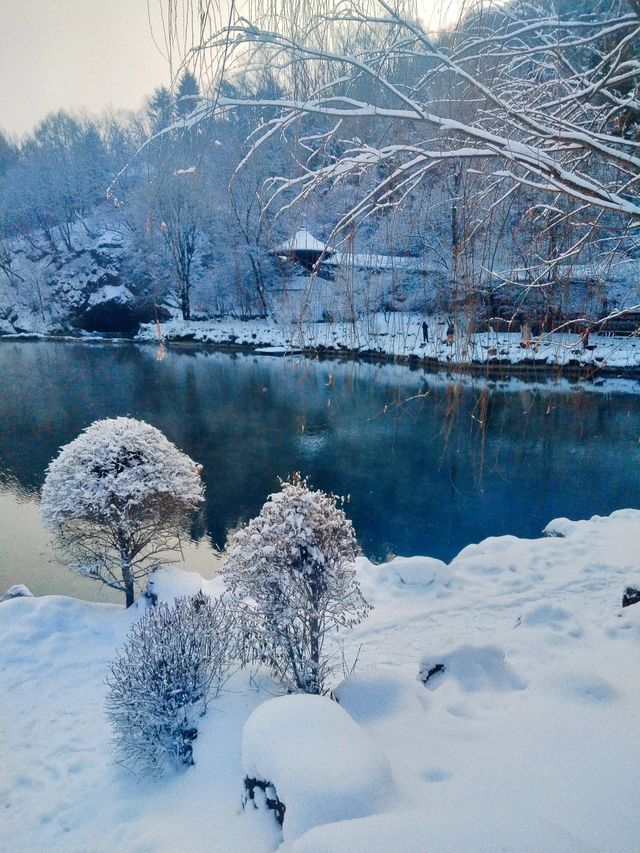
[274,229,334,255]
[324,250,422,269]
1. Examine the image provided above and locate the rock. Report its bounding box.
[419,644,526,693]
[420,663,446,684]
[622,586,640,608]
[243,777,286,826]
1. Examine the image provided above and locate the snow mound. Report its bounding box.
[3,509,640,851]
[334,670,429,725]
[1,583,33,601]
[291,807,596,853]
[241,694,394,842]
[383,555,452,588]
[419,644,527,693]
[146,566,224,604]
[543,508,640,540]
[356,555,455,606]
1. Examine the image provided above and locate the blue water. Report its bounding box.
[1,340,639,598]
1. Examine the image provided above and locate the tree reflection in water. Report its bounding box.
[0,341,638,597]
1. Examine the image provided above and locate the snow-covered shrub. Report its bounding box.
[106,592,237,776]
[223,474,371,694]
[241,694,393,842]
[40,417,204,607]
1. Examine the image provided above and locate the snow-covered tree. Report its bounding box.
[106,591,238,775]
[156,173,201,320]
[158,0,640,320]
[184,0,640,224]
[3,111,110,253]
[223,475,371,695]
[0,132,17,182]
[40,417,204,607]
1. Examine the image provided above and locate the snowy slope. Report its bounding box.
[1,510,639,852]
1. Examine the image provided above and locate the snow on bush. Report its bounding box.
[106,592,237,776]
[241,694,393,842]
[223,474,371,694]
[40,417,204,607]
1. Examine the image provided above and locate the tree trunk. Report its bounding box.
[248,253,268,317]
[309,618,321,694]
[181,282,191,321]
[119,546,135,608]
[451,162,462,295]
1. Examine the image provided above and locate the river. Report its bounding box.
[1,340,639,601]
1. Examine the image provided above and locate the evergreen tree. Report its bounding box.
[176,70,200,118]
[147,85,175,133]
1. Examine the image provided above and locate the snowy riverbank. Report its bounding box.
[137,313,640,376]
[4,309,640,378]
[1,509,639,852]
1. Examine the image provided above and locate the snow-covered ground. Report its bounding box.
[1,509,639,852]
[137,312,640,373]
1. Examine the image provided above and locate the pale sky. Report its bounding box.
[0,0,465,140]
[0,0,170,138]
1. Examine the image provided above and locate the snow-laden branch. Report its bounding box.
[162,0,640,226]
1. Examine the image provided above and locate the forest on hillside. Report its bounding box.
[0,0,638,334]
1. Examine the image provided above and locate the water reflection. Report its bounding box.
[1,340,639,599]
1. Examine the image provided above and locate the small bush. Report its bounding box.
[106,592,237,776]
[223,474,371,695]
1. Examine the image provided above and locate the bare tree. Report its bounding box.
[151,0,640,331]
[158,178,201,320]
